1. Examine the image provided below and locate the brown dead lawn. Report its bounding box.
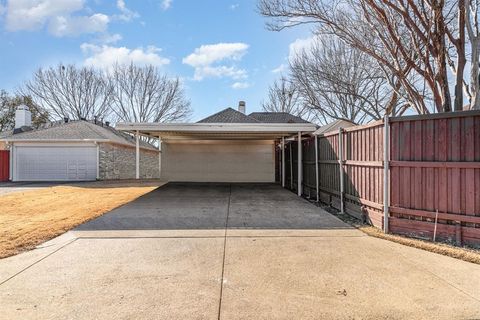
[0,183,159,258]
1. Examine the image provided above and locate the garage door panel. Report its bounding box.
[15,146,97,181]
[162,141,275,183]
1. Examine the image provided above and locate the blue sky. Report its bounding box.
[0,0,312,121]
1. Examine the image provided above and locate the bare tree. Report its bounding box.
[22,64,112,120]
[261,76,312,120]
[290,36,399,124]
[258,0,469,113]
[110,64,191,123]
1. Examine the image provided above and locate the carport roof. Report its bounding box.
[115,122,317,140]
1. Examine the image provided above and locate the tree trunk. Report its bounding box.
[433,0,452,112]
[472,39,480,109]
[454,0,466,111]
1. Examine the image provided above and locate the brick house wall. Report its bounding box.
[99,142,159,180]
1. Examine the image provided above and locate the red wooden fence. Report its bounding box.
[288,110,480,247]
[389,111,480,245]
[0,150,9,182]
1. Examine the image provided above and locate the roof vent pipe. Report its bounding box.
[238,101,246,114]
[64,117,69,123]
[15,105,32,129]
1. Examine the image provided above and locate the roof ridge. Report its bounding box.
[197,107,260,123]
[81,121,110,140]
[9,119,76,138]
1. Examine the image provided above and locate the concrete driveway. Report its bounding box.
[0,183,479,319]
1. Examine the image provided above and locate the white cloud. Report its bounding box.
[183,42,249,81]
[198,66,247,80]
[3,0,110,37]
[272,63,287,74]
[289,36,315,61]
[115,0,139,21]
[48,13,109,37]
[81,43,170,69]
[230,3,239,10]
[95,33,122,44]
[183,43,248,66]
[161,0,172,10]
[232,81,250,89]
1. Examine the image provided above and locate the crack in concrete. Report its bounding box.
[0,238,78,287]
[217,184,231,320]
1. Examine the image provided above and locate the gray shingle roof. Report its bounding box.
[198,108,313,124]
[1,120,157,150]
[197,108,260,123]
[248,112,310,124]
[0,130,13,139]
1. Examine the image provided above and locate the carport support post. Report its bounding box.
[383,115,390,233]
[289,143,293,190]
[158,136,162,179]
[338,128,344,214]
[297,131,302,197]
[135,130,140,180]
[315,134,319,202]
[281,137,285,188]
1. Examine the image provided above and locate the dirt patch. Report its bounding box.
[0,183,160,258]
[317,203,480,265]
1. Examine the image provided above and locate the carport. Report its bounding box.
[116,122,316,194]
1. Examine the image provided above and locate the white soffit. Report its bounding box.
[116,122,317,139]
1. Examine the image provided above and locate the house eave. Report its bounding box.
[0,138,157,152]
[116,122,317,139]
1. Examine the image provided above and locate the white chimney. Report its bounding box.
[238,101,246,114]
[15,105,32,128]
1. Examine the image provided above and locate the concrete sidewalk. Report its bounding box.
[0,183,479,319]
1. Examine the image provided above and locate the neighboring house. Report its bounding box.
[0,106,159,182]
[117,101,317,183]
[313,119,355,136]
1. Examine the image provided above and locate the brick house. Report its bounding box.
[0,107,159,181]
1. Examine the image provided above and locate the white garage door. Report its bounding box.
[14,145,97,181]
[161,140,275,182]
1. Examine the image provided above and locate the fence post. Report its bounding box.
[297,131,303,197]
[315,134,319,202]
[281,137,285,188]
[383,115,390,233]
[338,128,344,214]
